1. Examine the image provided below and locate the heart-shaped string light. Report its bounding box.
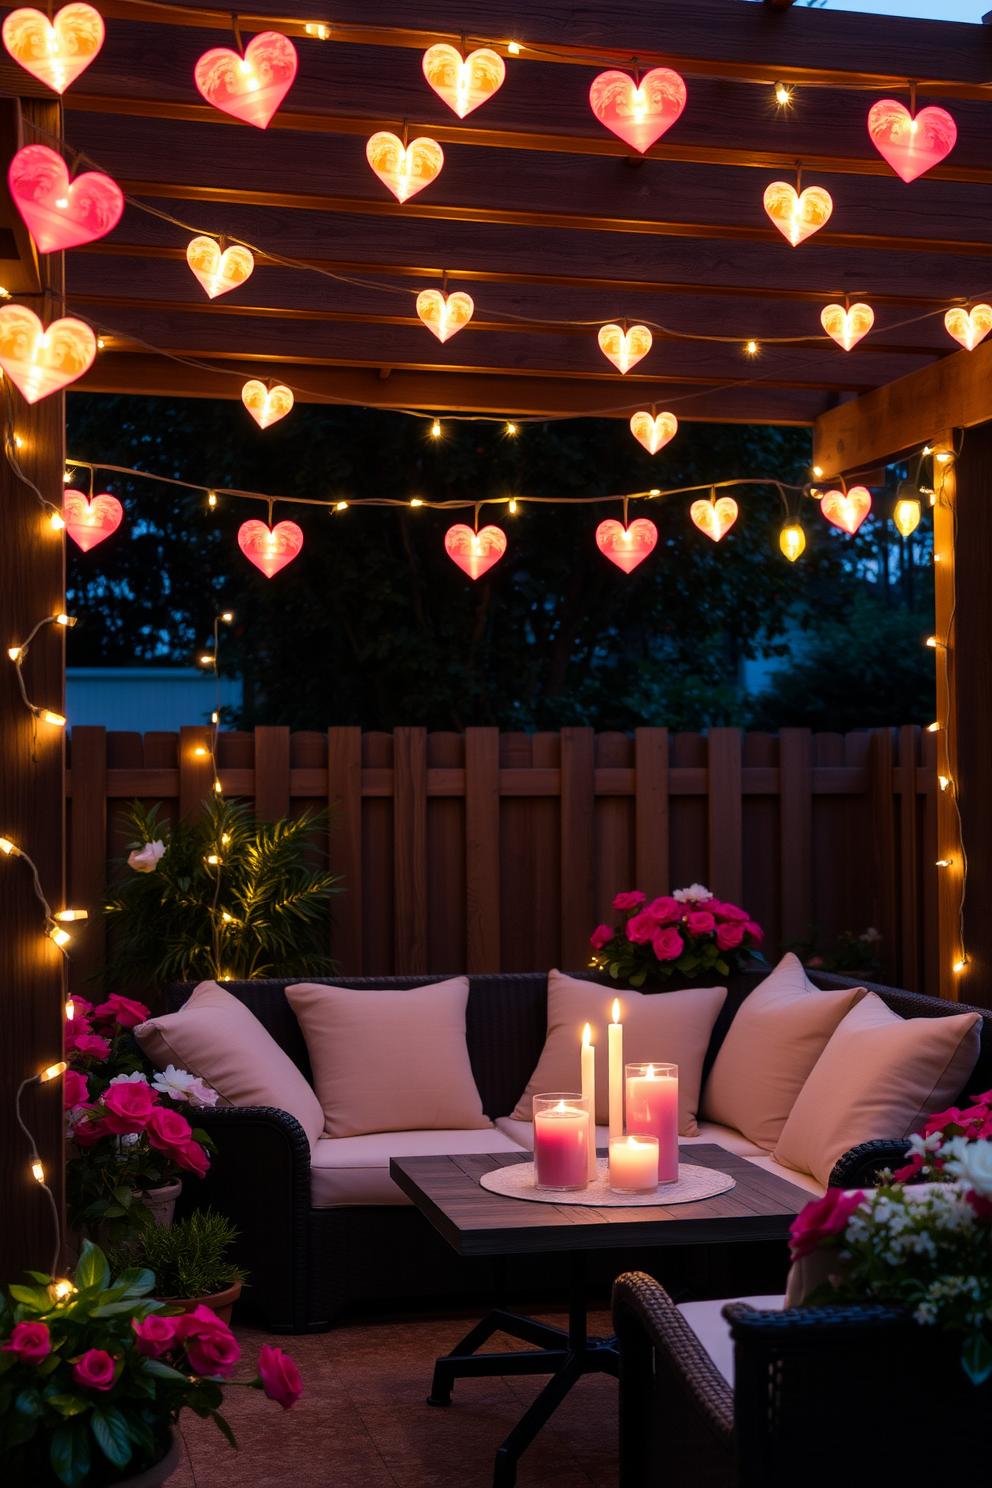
[690,494,738,542]
[763,180,832,247]
[944,305,992,352]
[422,43,505,118]
[194,30,297,129]
[444,523,506,580]
[595,517,658,573]
[62,490,123,550]
[629,410,677,455]
[0,305,95,402]
[820,486,872,535]
[867,98,956,183]
[2,3,103,92]
[588,67,686,153]
[9,144,123,253]
[186,236,254,299]
[238,518,303,577]
[821,302,874,351]
[416,289,474,343]
[242,379,294,429]
[598,324,652,375]
[366,132,444,203]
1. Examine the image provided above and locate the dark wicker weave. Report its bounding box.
[165,971,992,1332]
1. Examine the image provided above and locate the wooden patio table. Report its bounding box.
[390,1144,813,1488]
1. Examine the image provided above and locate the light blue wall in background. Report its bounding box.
[66,669,242,734]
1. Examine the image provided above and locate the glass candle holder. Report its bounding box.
[609,1134,660,1193]
[626,1062,679,1184]
[532,1093,591,1191]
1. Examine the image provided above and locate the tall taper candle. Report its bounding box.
[581,1022,597,1180]
[608,999,623,1140]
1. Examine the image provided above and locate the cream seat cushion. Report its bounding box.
[286,977,491,1139]
[310,1128,522,1207]
[495,1116,766,1158]
[134,980,325,1150]
[511,970,727,1137]
[677,1296,785,1386]
[702,953,868,1151]
[774,992,982,1188]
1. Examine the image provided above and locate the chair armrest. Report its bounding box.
[828,1138,909,1189]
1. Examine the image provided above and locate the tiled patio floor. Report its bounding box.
[170,1308,618,1488]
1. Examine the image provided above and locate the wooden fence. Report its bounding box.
[65,724,939,995]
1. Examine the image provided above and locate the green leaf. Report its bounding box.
[25,1270,53,1285]
[629,971,646,988]
[92,1299,148,1317]
[51,1420,91,1488]
[715,958,730,975]
[8,1284,53,1311]
[210,1409,238,1450]
[74,1242,110,1293]
[115,1268,156,1294]
[91,1406,134,1469]
[46,1394,91,1418]
[15,1387,43,1417]
[141,1359,189,1382]
[114,1186,134,1208]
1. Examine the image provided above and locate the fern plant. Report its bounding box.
[110,1209,245,1299]
[102,797,341,989]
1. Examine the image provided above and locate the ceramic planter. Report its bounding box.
[118,1429,180,1487]
[134,1180,183,1229]
[158,1279,242,1326]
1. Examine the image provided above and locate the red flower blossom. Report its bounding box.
[92,994,150,1029]
[258,1345,303,1410]
[789,1189,865,1259]
[645,896,681,924]
[625,911,657,945]
[613,890,645,912]
[2,1321,51,1367]
[63,1069,89,1109]
[590,924,613,950]
[684,910,716,936]
[101,1081,157,1136]
[66,1031,110,1061]
[175,1140,210,1177]
[176,1306,240,1378]
[651,926,684,962]
[133,1315,179,1358]
[73,1349,116,1391]
[716,922,745,951]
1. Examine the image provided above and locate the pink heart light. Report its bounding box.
[944,305,992,352]
[589,68,686,154]
[416,289,474,343]
[690,496,738,543]
[238,519,303,577]
[763,182,833,247]
[187,236,254,299]
[366,132,444,203]
[62,490,123,551]
[242,379,294,429]
[422,43,505,119]
[820,487,872,535]
[2,3,103,93]
[0,305,95,402]
[821,303,874,352]
[195,31,297,129]
[867,100,956,184]
[630,410,677,455]
[595,518,658,574]
[598,324,652,375]
[9,144,123,254]
[444,524,506,580]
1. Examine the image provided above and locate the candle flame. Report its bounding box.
[647,1063,655,1077]
[555,1099,567,1114]
[626,1134,651,1148]
[612,999,621,1024]
[582,1022,592,1048]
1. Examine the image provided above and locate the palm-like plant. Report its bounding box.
[102,798,341,989]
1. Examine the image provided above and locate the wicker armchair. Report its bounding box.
[613,1270,992,1488]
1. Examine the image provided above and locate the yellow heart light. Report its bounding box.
[366,132,444,203]
[763,182,833,246]
[820,486,872,535]
[598,324,652,375]
[186,236,254,299]
[690,496,738,542]
[422,43,505,119]
[893,498,921,537]
[2,3,103,93]
[629,410,677,455]
[0,305,95,403]
[415,289,474,343]
[821,302,874,351]
[780,525,806,562]
[944,305,992,352]
[241,379,294,429]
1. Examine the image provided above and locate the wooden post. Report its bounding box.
[634,727,669,897]
[327,726,362,973]
[465,727,500,972]
[707,728,743,905]
[253,725,290,821]
[393,726,428,973]
[560,727,595,971]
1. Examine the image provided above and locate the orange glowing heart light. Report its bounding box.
[195,31,297,129]
[416,289,474,343]
[9,144,123,253]
[944,305,992,352]
[763,181,833,247]
[821,303,874,352]
[588,68,686,153]
[867,100,956,183]
[0,305,95,402]
[598,324,652,375]
[630,410,677,455]
[366,132,444,203]
[595,518,658,574]
[422,43,505,118]
[187,236,254,299]
[242,379,294,429]
[820,486,872,535]
[444,524,506,580]
[690,496,738,543]
[2,3,103,93]
[62,490,123,551]
[238,519,303,577]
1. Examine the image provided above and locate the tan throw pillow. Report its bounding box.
[285,977,491,1139]
[511,969,727,1137]
[702,953,868,1150]
[134,980,325,1150]
[774,993,982,1187]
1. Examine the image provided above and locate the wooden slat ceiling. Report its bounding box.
[7,0,992,423]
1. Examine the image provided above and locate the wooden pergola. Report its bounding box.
[2,0,990,1275]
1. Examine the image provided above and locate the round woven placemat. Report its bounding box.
[479,1158,735,1207]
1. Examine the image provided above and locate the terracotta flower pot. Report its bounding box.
[120,1429,180,1487]
[158,1279,242,1326]
[133,1180,183,1229]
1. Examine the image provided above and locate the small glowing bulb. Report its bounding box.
[199,654,214,667]
[51,1279,75,1300]
[221,611,233,623]
[208,492,217,509]
[431,420,441,438]
[63,471,72,483]
[50,513,65,531]
[8,646,21,661]
[508,499,517,514]
[936,858,952,868]
[506,422,517,436]
[40,711,66,728]
[939,776,950,792]
[336,501,348,511]
[211,711,219,725]
[649,489,660,496]
[31,1159,45,1183]
[774,81,792,105]
[812,465,824,479]
[213,780,223,794]
[206,854,222,865]
[953,958,967,973]
[410,498,423,507]
[193,746,208,757]
[745,339,759,357]
[13,435,22,448]
[0,286,10,299]
[96,338,105,350]
[55,910,87,922]
[926,636,939,648]
[779,524,806,562]
[927,722,941,733]
[221,834,231,845]
[65,998,75,1019]
[507,39,521,54]
[48,925,71,947]
[893,498,921,538]
[39,1060,67,1082]
[936,451,951,463]
[55,613,74,627]
[0,837,18,855]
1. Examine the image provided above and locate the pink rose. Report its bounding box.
[258,1344,303,1410]
[645,896,681,924]
[2,1321,51,1367]
[133,1315,179,1358]
[70,1105,111,1147]
[66,1031,110,1061]
[625,911,657,945]
[102,1081,156,1136]
[684,910,716,935]
[717,902,750,923]
[63,1070,89,1109]
[590,924,613,950]
[73,1349,116,1391]
[651,926,684,962]
[146,1106,193,1157]
[612,891,645,912]
[92,995,150,1029]
[743,921,764,944]
[176,1306,240,1378]
[174,1140,210,1178]
[789,1189,865,1260]
[716,922,745,951]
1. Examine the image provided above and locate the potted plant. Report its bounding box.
[0,1240,301,1488]
[110,1211,245,1326]
[588,883,765,989]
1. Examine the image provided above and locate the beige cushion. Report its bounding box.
[309,1128,521,1207]
[774,993,982,1187]
[134,980,325,1150]
[510,970,726,1137]
[285,977,491,1139]
[677,1296,785,1386]
[494,1115,766,1158]
[702,953,867,1150]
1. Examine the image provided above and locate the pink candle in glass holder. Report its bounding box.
[532,1093,590,1190]
[626,1063,679,1183]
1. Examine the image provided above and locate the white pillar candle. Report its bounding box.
[626,1063,679,1184]
[609,1134,659,1193]
[581,1022,597,1180]
[608,998,623,1140]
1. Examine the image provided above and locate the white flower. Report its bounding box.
[128,840,165,873]
[861,927,882,944]
[152,1064,218,1106]
[944,1136,992,1198]
[107,1071,149,1086]
[673,884,713,903]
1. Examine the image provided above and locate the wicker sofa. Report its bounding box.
[165,970,992,1333]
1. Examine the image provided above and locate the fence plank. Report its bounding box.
[69,726,106,988]
[922,726,940,996]
[254,726,291,821]
[779,728,812,945]
[465,728,500,973]
[327,726,362,974]
[393,726,428,973]
[178,725,214,819]
[899,724,921,991]
[708,728,743,904]
[561,727,595,970]
[635,727,669,897]
[870,728,898,984]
